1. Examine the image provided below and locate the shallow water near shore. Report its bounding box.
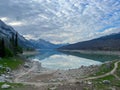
[30,49,120,70]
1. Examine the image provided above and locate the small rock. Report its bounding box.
[49,86,57,90]
[57,78,64,82]
[5,75,10,79]
[1,84,11,89]
[75,81,80,84]
[50,79,57,82]
[24,63,30,68]
[0,65,3,69]
[87,81,92,85]
[5,79,12,83]
[0,76,5,82]
[6,67,11,72]
[103,80,111,84]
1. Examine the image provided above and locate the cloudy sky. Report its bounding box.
[0,0,120,44]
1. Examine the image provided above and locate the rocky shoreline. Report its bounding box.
[0,55,119,90]
[10,59,101,89]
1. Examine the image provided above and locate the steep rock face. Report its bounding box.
[59,33,120,51]
[0,20,32,48]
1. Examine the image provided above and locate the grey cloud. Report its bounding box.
[0,0,120,44]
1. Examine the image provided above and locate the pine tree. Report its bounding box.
[11,33,15,46]
[1,38,5,57]
[15,32,18,47]
[0,39,2,57]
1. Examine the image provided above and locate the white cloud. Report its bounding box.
[0,17,8,22]
[0,0,119,44]
[8,21,24,26]
[23,34,38,40]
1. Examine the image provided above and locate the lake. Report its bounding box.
[30,49,120,70]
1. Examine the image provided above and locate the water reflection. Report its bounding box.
[60,50,120,62]
[31,50,120,70]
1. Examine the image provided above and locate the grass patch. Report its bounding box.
[0,82,23,87]
[0,82,24,90]
[91,75,120,90]
[115,62,120,78]
[0,57,24,74]
[90,61,115,77]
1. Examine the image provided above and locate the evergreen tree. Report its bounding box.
[1,38,5,57]
[0,39,2,57]
[15,33,18,47]
[11,33,15,46]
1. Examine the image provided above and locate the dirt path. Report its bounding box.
[14,61,38,82]
[81,61,120,81]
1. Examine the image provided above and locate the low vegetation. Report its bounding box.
[0,82,23,90]
[90,75,120,90]
[115,62,120,78]
[0,57,24,74]
[90,61,115,77]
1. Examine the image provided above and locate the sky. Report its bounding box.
[0,0,120,44]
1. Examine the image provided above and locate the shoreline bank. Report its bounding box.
[60,50,120,56]
[1,50,120,90]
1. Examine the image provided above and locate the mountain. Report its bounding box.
[0,20,33,49]
[59,33,120,51]
[29,39,67,49]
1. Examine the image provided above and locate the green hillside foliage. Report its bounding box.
[0,33,23,58]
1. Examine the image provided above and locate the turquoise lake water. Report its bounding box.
[31,50,120,70]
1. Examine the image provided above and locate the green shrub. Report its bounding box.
[5,47,14,57]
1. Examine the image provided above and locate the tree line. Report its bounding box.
[0,33,23,58]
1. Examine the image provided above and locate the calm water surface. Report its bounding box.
[31,50,120,70]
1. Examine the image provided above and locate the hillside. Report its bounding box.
[59,33,120,51]
[0,20,35,57]
[0,20,33,49]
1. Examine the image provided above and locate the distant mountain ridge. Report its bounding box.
[59,33,120,51]
[0,20,67,50]
[29,39,67,49]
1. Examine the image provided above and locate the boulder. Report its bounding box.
[0,76,5,82]
[24,63,30,68]
[103,80,110,84]
[1,84,11,89]
[87,81,92,85]
[6,67,11,72]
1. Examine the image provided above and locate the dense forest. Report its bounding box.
[0,33,22,57]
